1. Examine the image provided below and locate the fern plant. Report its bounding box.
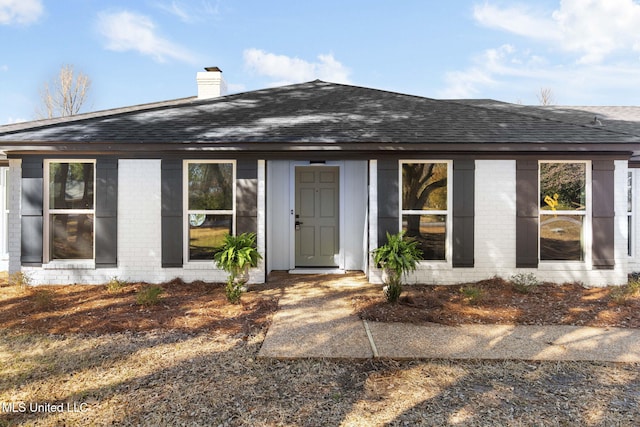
[213,232,262,302]
[371,231,423,302]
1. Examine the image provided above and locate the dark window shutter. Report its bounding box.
[592,160,615,269]
[236,159,257,235]
[377,160,399,245]
[452,160,474,267]
[516,160,539,268]
[21,157,43,265]
[161,159,183,267]
[95,158,118,267]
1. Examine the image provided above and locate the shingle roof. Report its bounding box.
[454,100,640,138]
[0,80,639,154]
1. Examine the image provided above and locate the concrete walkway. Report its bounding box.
[258,273,640,363]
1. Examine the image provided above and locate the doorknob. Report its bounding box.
[295,221,303,230]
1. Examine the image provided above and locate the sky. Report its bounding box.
[2,0,640,125]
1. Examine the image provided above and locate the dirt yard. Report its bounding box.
[1,273,639,426]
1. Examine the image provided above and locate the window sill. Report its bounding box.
[417,260,453,270]
[183,261,221,270]
[538,261,589,271]
[43,260,96,270]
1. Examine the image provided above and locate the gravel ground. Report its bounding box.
[1,330,639,426]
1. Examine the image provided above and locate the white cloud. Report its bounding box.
[96,10,198,64]
[0,64,8,72]
[243,49,351,85]
[155,0,219,23]
[474,0,640,64]
[474,2,560,42]
[440,1,640,103]
[0,0,43,25]
[438,42,640,104]
[5,117,26,124]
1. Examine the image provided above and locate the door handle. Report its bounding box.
[295,221,303,230]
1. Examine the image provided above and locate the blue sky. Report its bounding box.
[2,0,640,125]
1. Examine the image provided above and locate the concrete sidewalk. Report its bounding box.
[258,274,640,362]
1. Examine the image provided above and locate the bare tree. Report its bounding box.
[36,64,91,119]
[536,87,556,106]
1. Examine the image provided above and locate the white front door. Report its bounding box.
[294,166,339,267]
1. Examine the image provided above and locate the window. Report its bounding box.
[539,162,588,261]
[628,170,634,257]
[185,161,235,261]
[44,160,95,261]
[400,161,450,260]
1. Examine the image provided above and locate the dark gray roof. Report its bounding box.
[454,100,640,137]
[1,80,639,155]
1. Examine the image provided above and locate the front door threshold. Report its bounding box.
[288,268,345,275]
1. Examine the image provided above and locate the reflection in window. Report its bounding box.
[401,162,448,260]
[540,215,583,261]
[185,161,235,261]
[188,163,233,210]
[402,214,446,260]
[51,214,94,260]
[46,161,95,261]
[188,214,232,260]
[539,162,587,261]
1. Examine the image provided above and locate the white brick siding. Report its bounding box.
[371,160,628,287]
[10,157,631,286]
[18,159,240,285]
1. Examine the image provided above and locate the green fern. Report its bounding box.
[372,231,423,280]
[213,232,262,276]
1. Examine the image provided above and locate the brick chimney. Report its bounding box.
[196,66,227,99]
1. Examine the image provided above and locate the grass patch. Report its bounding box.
[105,276,127,293]
[136,285,163,307]
[9,271,32,290]
[611,278,640,305]
[460,285,483,305]
[31,289,55,310]
[510,272,540,294]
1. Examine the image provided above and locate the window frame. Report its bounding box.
[399,160,453,264]
[183,159,236,264]
[43,159,97,264]
[538,160,591,264]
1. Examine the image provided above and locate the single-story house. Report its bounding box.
[1,67,639,286]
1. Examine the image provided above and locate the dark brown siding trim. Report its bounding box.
[21,157,43,266]
[377,159,399,245]
[236,159,258,235]
[452,160,475,267]
[161,159,183,267]
[516,160,538,268]
[95,158,118,268]
[592,160,615,269]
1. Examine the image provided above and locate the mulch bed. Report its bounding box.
[353,277,640,328]
[0,278,281,335]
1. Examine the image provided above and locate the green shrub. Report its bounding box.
[32,289,54,310]
[105,276,127,293]
[136,285,163,307]
[9,271,32,290]
[610,278,640,305]
[510,272,540,294]
[460,285,483,305]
